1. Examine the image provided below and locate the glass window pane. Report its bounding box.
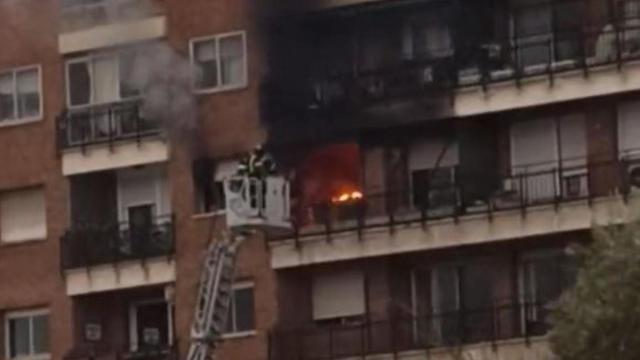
[9,317,31,358]
[93,56,119,104]
[16,69,40,119]
[32,315,49,354]
[119,51,141,99]
[234,287,255,332]
[68,62,91,106]
[220,35,244,86]
[0,73,15,121]
[194,40,218,89]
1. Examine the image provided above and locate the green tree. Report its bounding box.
[550,221,640,360]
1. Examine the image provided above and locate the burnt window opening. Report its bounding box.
[192,158,235,214]
[411,167,457,210]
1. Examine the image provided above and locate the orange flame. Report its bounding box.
[331,191,364,204]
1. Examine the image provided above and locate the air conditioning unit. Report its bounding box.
[561,171,588,199]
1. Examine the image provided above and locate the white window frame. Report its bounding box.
[0,65,43,127]
[189,31,248,94]
[4,309,50,360]
[128,298,173,352]
[517,249,565,330]
[65,52,140,110]
[222,281,257,338]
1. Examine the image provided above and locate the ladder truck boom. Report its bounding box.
[187,175,290,360]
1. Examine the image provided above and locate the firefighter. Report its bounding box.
[235,144,275,210]
[248,144,276,178]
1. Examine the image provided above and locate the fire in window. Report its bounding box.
[295,143,362,225]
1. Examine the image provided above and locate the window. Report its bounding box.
[617,100,640,158]
[0,187,47,243]
[408,139,459,212]
[129,300,171,351]
[5,310,49,359]
[66,52,140,108]
[225,282,255,335]
[520,250,576,319]
[193,159,238,214]
[412,259,511,345]
[404,12,453,60]
[312,269,365,323]
[0,66,41,123]
[191,32,247,91]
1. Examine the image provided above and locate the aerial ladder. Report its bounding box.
[186,175,290,360]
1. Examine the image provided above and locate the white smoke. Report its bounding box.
[127,42,201,134]
[64,0,202,134]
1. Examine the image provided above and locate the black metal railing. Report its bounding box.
[56,100,164,151]
[275,0,640,113]
[60,214,174,269]
[275,156,640,243]
[64,343,177,360]
[269,301,552,360]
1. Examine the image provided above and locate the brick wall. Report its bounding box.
[0,0,72,359]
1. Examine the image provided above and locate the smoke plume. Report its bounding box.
[127,42,201,134]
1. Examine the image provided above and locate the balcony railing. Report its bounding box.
[274,0,640,115]
[59,0,163,33]
[269,301,551,360]
[275,156,640,243]
[64,343,177,360]
[60,214,174,270]
[56,100,164,151]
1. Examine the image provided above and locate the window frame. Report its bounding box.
[189,31,248,94]
[65,52,140,110]
[127,298,173,352]
[4,308,50,360]
[0,65,43,127]
[222,281,256,338]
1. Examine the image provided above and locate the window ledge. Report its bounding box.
[193,82,248,96]
[0,116,43,128]
[0,237,47,248]
[221,330,257,340]
[10,354,51,360]
[192,210,227,220]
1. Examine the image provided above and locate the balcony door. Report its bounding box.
[129,299,172,352]
[511,0,582,69]
[510,117,558,202]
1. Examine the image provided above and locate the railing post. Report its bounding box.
[135,104,141,145]
[519,172,526,216]
[491,301,498,350]
[328,326,334,360]
[615,12,623,69]
[360,320,366,359]
[108,106,115,151]
[391,315,398,359]
[547,37,554,86]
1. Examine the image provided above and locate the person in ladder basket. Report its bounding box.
[237,144,276,210]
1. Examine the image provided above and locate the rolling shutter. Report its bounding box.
[1,187,47,243]
[312,269,365,320]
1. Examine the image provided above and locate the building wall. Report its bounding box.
[163,0,277,359]
[0,0,73,359]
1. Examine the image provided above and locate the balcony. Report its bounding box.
[58,0,166,54]
[270,301,552,360]
[65,286,176,359]
[57,101,169,175]
[61,214,174,270]
[266,0,640,141]
[61,215,175,295]
[269,157,640,268]
[65,345,177,360]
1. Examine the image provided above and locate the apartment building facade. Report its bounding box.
[0,0,639,360]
